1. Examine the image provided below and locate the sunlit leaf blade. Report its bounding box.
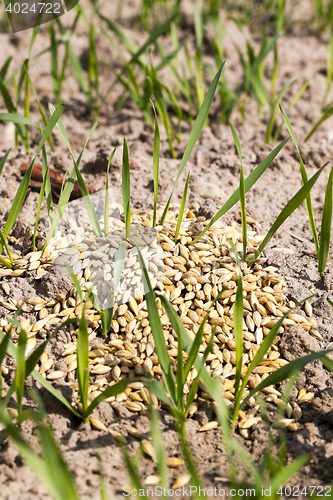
[174,171,190,241]
[279,104,319,253]
[269,455,310,494]
[83,378,137,418]
[319,354,333,372]
[0,76,26,142]
[241,349,333,408]
[122,138,131,239]
[149,405,168,493]
[0,113,37,127]
[151,101,160,227]
[46,109,99,241]
[0,148,11,177]
[192,136,291,244]
[230,121,247,260]
[159,63,225,224]
[144,379,184,422]
[3,318,79,412]
[16,328,27,414]
[0,104,65,253]
[42,144,53,222]
[100,241,127,334]
[73,164,102,237]
[0,407,80,500]
[248,163,327,266]
[104,148,116,236]
[38,425,81,500]
[318,166,333,277]
[265,72,300,143]
[0,329,10,367]
[233,274,243,406]
[305,105,333,142]
[77,309,89,417]
[179,435,207,500]
[232,294,313,419]
[137,250,176,404]
[0,228,13,265]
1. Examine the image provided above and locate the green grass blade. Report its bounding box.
[176,318,184,412]
[29,12,42,56]
[50,25,60,104]
[3,318,79,411]
[241,349,333,408]
[88,22,99,117]
[149,405,168,494]
[42,144,53,223]
[174,171,190,242]
[16,328,27,414]
[233,272,244,408]
[24,62,30,154]
[0,148,11,177]
[194,0,203,52]
[144,379,184,421]
[0,105,65,253]
[68,44,90,103]
[0,229,13,266]
[159,294,232,425]
[179,435,207,500]
[38,425,81,500]
[0,329,10,367]
[186,326,217,412]
[83,378,137,418]
[270,455,310,494]
[0,327,80,416]
[156,297,234,462]
[0,407,79,500]
[33,144,51,252]
[319,354,333,371]
[36,103,65,157]
[0,76,26,142]
[120,445,148,500]
[46,108,99,241]
[265,72,300,143]
[159,63,225,224]
[192,136,291,244]
[122,138,131,239]
[230,120,247,260]
[279,104,319,253]
[151,101,160,227]
[77,309,89,419]
[0,256,12,269]
[324,30,333,107]
[48,102,73,156]
[318,166,333,277]
[273,79,311,142]
[137,250,176,404]
[305,105,333,142]
[25,69,54,150]
[0,56,12,80]
[104,148,116,236]
[100,10,179,71]
[73,161,102,237]
[234,307,292,418]
[248,163,328,267]
[0,113,37,128]
[100,241,127,334]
